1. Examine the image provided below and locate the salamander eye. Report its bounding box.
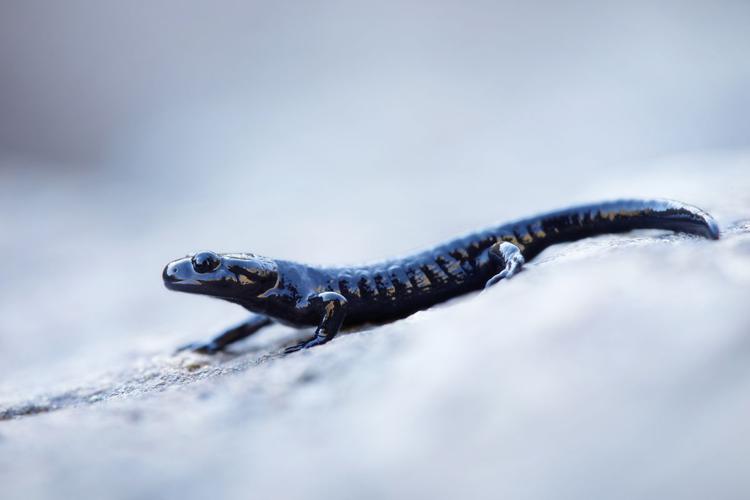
[192,251,221,273]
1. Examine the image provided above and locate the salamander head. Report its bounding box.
[163,251,278,299]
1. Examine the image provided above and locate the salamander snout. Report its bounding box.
[192,251,221,273]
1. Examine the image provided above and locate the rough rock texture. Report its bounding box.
[1,157,749,500]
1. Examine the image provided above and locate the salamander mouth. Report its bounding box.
[163,276,201,289]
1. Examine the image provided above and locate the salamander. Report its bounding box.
[163,199,719,354]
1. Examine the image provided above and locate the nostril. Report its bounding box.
[192,251,221,273]
[163,263,177,281]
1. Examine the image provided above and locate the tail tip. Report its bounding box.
[706,216,720,240]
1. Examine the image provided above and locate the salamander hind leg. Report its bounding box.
[175,314,273,354]
[484,241,525,289]
[284,292,348,354]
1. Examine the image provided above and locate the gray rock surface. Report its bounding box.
[1,157,749,500]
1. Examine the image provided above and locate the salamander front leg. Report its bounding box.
[484,241,525,289]
[284,292,348,354]
[176,314,273,354]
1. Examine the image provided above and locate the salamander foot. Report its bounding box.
[174,315,273,355]
[282,292,348,355]
[484,241,525,289]
[175,340,221,355]
[283,336,330,354]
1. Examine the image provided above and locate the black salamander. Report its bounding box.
[163,199,719,354]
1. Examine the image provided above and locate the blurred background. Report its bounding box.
[1,0,749,392]
[1,2,750,497]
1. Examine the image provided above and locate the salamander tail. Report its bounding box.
[512,199,719,259]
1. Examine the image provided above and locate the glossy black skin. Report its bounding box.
[164,199,719,353]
